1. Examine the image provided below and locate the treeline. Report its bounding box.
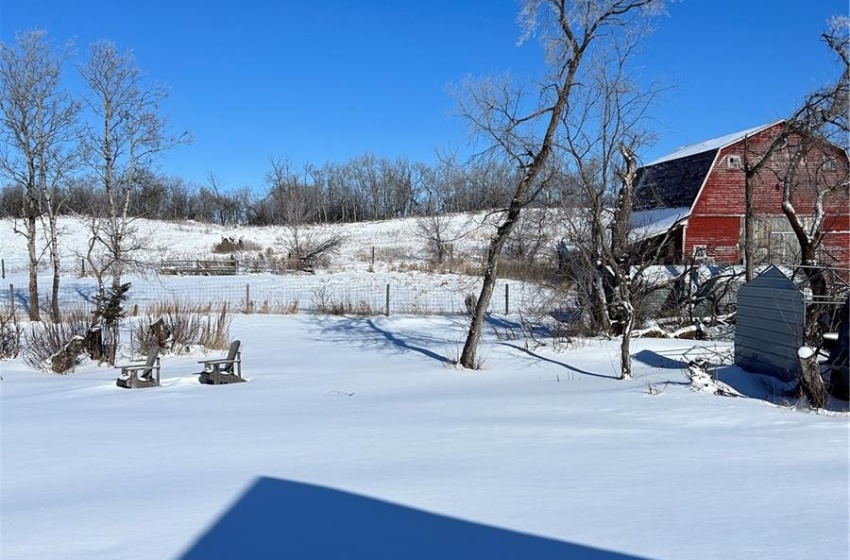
[0,153,522,226]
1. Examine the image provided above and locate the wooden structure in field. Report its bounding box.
[632,121,849,267]
[160,259,239,275]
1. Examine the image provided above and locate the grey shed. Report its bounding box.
[734,266,805,381]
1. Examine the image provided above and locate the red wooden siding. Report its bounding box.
[684,216,742,262]
[686,123,850,267]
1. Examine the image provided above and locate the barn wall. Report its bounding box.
[683,217,741,263]
[687,123,850,266]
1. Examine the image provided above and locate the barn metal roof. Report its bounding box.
[646,122,781,165]
[634,121,784,211]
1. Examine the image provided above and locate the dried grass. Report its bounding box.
[133,298,232,353]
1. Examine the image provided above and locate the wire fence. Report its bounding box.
[3,274,546,319]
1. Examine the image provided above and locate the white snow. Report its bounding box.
[1,215,849,560]
[630,207,690,241]
[647,121,783,166]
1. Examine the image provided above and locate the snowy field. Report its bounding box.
[1,216,849,559]
[2,313,849,560]
[0,214,545,315]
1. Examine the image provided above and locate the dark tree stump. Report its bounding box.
[798,346,828,409]
[149,318,172,350]
[84,327,103,361]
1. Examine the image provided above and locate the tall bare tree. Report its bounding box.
[455,0,666,369]
[79,41,189,295]
[740,18,848,295]
[0,30,80,321]
[781,17,849,297]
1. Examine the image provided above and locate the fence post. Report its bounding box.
[505,283,510,315]
[371,247,375,272]
[385,284,390,316]
[8,283,13,315]
[245,284,251,313]
[81,258,85,277]
[1,259,4,279]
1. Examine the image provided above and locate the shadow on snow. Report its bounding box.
[179,477,655,560]
[309,316,455,365]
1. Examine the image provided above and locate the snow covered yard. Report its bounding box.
[2,313,847,560]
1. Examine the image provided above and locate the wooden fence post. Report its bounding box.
[1,259,4,279]
[371,247,375,272]
[245,284,251,313]
[385,284,390,316]
[8,284,13,316]
[505,283,510,315]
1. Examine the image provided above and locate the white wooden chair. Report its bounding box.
[116,346,161,388]
[198,340,244,385]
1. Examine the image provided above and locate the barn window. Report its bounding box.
[823,157,836,171]
[727,155,742,169]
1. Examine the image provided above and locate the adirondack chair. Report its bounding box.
[116,346,161,389]
[198,340,244,385]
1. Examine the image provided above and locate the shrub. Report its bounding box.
[311,286,376,316]
[464,293,477,315]
[133,299,232,353]
[212,236,263,254]
[0,310,22,360]
[23,315,91,370]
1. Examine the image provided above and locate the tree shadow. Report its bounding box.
[484,314,553,338]
[365,319,454,365]
[72,285,100,305]
[179,477,654,560]
[309,316,454,365]
[632,349,688,370]
[499,343,620,380]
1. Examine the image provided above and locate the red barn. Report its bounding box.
[633,121,850,268]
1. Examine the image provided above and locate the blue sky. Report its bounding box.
[2,0,846,190]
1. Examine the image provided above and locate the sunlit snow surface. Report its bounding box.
[2,314,848,560]
[1,216,848,559]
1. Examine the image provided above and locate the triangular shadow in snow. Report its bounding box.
[179,477,654,560]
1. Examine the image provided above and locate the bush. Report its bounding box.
[311,286,376,316]
[0,310,21,360]
[133,300,232,354]
[212,236,263,254]
[23,313,92,370]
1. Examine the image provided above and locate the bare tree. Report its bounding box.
[0,30,80,321]
[455,0,666,369]
[413,213,475,266]
[781,18,849,302]
[738,18,849,324]
[79,41,190,293]
[280,226,344,272]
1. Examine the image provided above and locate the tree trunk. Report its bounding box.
[26,215,40,321]
[48,212,61,322]
[51,256,60,322]
[460,206,521,368]
[744,172,755,282]
[619,299,635,380]
[593,267,611,332]
[798,346,827,409]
